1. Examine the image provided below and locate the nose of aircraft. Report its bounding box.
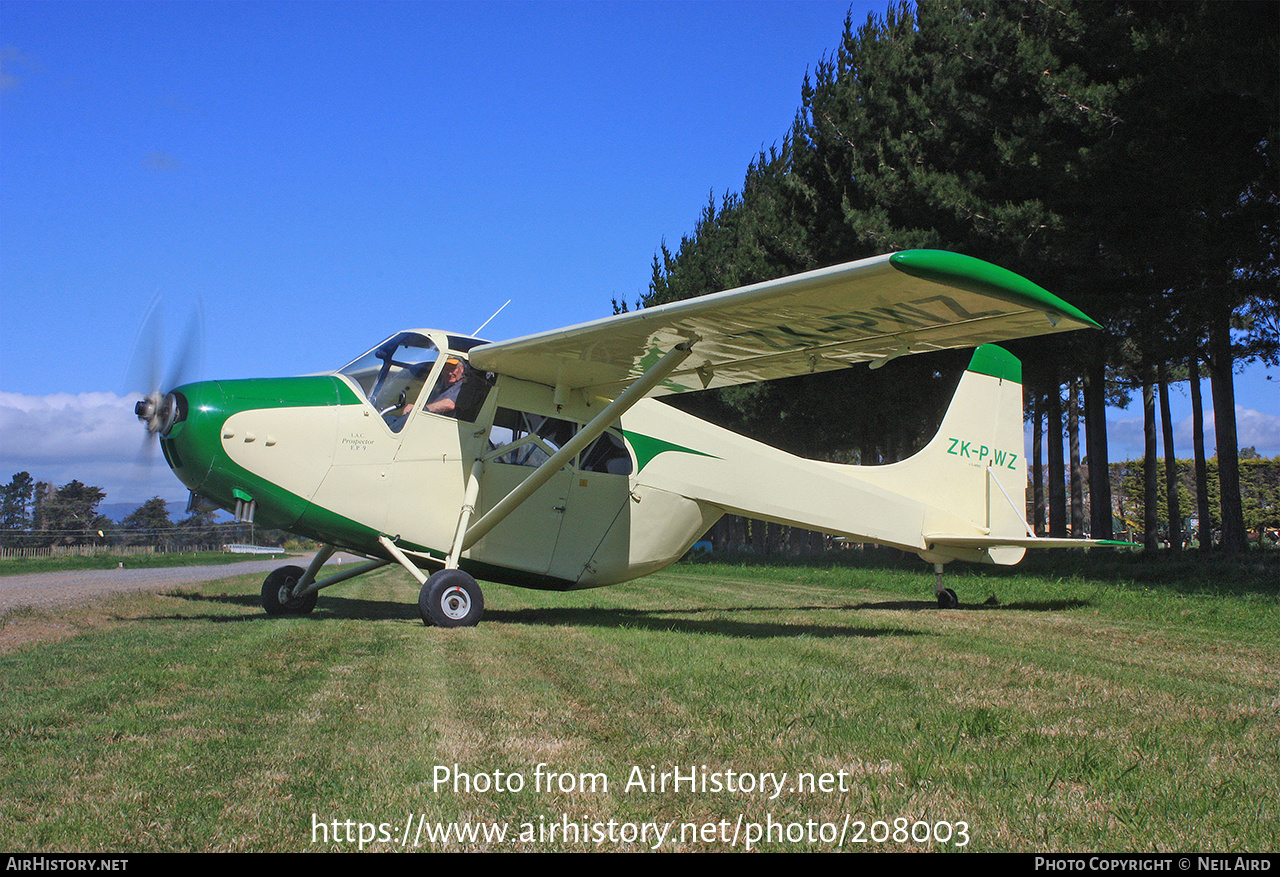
[136,374,356,526]
[149,380,227,498]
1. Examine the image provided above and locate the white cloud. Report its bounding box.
[0,391,185,505]
[1104,405,1280,462]
[1169,406,1280,459]
[1231,406,1280,457]
[1026,405,1280,465]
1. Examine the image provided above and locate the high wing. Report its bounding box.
[467,250,1100,399]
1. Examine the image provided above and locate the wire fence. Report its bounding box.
[0,544,159,560]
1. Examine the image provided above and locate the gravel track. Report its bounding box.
[0,553,340,612]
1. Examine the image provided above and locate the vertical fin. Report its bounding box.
[879,344,1029,561]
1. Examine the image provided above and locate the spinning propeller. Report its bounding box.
[127,295,204,443]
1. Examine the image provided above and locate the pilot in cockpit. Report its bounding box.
[423,357,465,416]
[382,357,469,430]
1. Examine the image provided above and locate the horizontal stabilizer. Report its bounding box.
[926,534,1139,550]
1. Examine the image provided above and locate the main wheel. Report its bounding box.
[936,587,959,610]
[419,569,483,628]
[262,565,318,616]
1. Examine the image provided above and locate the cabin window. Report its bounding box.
[486,408,631,475]
[444,361,494,423]
[418,357,466,418]
[487,408,575,467]
[580,431,632,475]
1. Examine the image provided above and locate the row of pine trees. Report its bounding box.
[635,0,1276,553]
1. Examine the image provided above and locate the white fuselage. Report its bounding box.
[214,339,1026,590]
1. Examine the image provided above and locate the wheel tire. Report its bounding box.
[262,565,318,616]
[936,587,959,610]
[419,569,483,628]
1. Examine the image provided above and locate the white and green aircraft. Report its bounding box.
[135,250,1115,627]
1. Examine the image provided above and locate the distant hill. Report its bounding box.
[100,502,147,523]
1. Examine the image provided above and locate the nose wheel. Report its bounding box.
[262,565,318,615]
[419,569,484,627]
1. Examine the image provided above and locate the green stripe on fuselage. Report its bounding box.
[622,430,719,472]
[215,375,363,408]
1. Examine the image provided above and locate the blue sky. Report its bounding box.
[1,0,1275,509]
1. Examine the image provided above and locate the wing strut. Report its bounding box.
[461,341,695,551]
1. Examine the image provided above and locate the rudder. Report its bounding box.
[877,344,1030,562]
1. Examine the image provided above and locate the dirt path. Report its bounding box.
[0,552,363,612]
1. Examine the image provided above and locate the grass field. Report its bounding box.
[1,552,1276,852]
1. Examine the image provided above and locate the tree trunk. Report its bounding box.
[860,435,878,468]
[1069,377,1083,537]
[1157,364,1181,553]
[1143,380,1159,553]
[1207,307,1247,552]
[1048,386,1067,537]
[1189,354,1212,552]
[1032,393,1045,536]
[1084,350,1113,540]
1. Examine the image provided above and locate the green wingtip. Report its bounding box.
[890,250,1103,330]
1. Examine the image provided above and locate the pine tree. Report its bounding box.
[121,497,173,550]
[0,472,35,536]
[36,481,110,547]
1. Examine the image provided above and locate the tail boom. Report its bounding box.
[626,344,1048,566]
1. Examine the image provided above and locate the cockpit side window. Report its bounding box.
[580,431,633,475]
[338,333,439,433]
[420,357,466,418]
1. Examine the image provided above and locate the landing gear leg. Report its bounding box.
[374,535,483,629]
[933,563,958,609]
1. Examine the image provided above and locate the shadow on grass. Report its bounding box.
[683,548,1280,596]
[854,596,1092,612]
[154,590,421,622]
[155,586,1092,636]
[156,588,924,638]
[472,592,1094,635]
[479,604,925,639]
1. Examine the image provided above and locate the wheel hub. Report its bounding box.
[440,587,471,619]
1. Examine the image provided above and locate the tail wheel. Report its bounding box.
[262,565,318,616]
[419,569,484,628]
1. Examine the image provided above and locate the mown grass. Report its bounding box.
[0,555,1276,852]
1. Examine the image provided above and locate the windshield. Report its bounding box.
[338,332,439,428]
